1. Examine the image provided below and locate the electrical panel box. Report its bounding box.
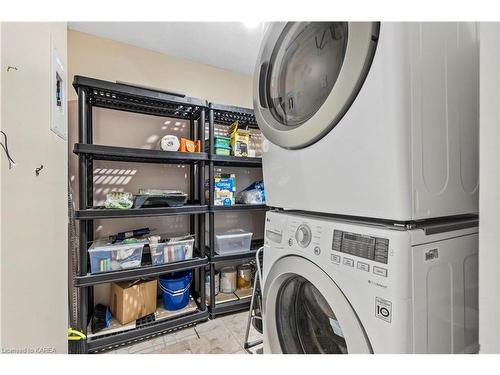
[50,37,66,140]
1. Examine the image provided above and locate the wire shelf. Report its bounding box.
[210,103,259,128]
[74,75,206,119]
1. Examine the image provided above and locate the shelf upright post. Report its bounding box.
[198,108,207,311]
[77,86,90,353]
[86,94,95,329]
[209,263,216,317]
[208,103,215,259]
[198,108,206,255]
[208,103,214,156]
[208,104,216,315]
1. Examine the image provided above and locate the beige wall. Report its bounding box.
[68,30,263,305]
[68,30,253,107]
[1,22,68,353]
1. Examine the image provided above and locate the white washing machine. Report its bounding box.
[253,22,479,221]
[262,210,479,353]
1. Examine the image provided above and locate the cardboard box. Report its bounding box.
[110,279,157,325]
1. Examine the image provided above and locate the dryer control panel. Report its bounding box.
[332,230,389,264]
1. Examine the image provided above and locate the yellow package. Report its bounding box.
[229,121,250,157]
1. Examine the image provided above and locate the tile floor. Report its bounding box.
[106,311,263,354]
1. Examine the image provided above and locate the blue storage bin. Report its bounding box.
[158,271,192,310]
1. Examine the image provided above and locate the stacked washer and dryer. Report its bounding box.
[252,22,479,353]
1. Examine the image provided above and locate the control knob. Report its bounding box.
[295,224,312,248]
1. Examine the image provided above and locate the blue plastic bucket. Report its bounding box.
[159,271,192,310]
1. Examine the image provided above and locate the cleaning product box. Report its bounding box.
[214,146,231,155]
[230,130,250,157]
[214,173,236,206]
[229,120,250,157]
[204,136,231,155]
[214,136,231,149]
[110,279,157,325]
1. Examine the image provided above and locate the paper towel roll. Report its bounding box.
[160,135,180,151]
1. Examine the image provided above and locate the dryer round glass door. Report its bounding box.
[263,255,371,354]
[253,22,380,149]
[268,22,349,127]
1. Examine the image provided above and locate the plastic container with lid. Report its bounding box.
[88,239,147,273]
[149,236,194,266]
[215,229,253,255]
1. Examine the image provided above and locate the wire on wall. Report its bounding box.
[0,130,16,169]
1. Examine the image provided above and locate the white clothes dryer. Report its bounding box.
[253,22,479,221]
[262,210,479,353]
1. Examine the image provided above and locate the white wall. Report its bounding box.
[479,22,500,353]
[0,22,68,354]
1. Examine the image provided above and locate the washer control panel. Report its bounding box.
[266,212,392,281]
[332,230,389,264]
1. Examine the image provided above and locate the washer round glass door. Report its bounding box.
[263,256,371,354]
[253,22,379,149]
[276,275,348,353]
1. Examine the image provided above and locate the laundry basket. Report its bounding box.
[158,271,192,310]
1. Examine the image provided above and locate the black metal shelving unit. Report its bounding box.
[206,103,267,318]
[72,76,210,353]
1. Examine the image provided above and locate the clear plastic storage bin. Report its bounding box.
[215,229,253,255]
[150,237,194,266]
[88,239,146,273]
